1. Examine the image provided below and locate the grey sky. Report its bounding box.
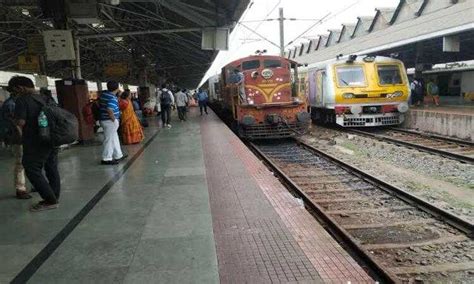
[200,0,399,85]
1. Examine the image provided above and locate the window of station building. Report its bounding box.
[336,65,366,87]
[377,65,403,85]
[242,60,260,70]
[263,59,282,68]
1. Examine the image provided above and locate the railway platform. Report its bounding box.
[0,108,372,283]
[404,105,474,141]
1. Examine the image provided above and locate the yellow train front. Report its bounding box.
[219,55,310,139]
[301,55,410,127]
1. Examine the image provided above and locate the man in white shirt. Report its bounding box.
[175,89,189,121]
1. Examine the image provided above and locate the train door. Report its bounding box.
[290,62,299,97]
[314,69,327,107]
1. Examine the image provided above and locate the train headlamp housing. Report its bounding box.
[397,102,409,113]
[350,105,363,115]
[242,115,256,126]
[293,97,301,104]
[343,93,355,99]
[363,56,376,62]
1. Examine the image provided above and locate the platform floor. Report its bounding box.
[0,108,372,283]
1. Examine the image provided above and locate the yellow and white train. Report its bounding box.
[299,55,410,127]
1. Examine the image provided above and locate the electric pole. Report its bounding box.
[279,8,285,57]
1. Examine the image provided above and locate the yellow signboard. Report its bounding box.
[104,63,128,77]
[27,34,46,54]
[18,55,40,73]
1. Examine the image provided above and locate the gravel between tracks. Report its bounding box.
[302,125,474,223]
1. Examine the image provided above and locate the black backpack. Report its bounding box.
[32,95,79,146]
[160,90,172,105]
[414,81,424,96]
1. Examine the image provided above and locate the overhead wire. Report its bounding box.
[285,0,362,48]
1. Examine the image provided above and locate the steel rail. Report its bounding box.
[348,129,474,164]
[248,139,474,283]
[296,140,473,237]
[389,127,474,147]
[248,141,397,284]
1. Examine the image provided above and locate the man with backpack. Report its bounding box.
[159,84,174,128]
[12,76,61,211]
[1,88,31,199]
[410,78,424,107]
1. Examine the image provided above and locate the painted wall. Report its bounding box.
[461,71,474,94]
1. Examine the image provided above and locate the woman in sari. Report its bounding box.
[119,90,144,144]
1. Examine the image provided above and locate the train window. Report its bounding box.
[336,66,366,87]
[377,65,403,85]
[263,60,282,68]
[242,60,260,70]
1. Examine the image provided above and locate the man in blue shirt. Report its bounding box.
[99,81,125,165]
[197,88,209,115]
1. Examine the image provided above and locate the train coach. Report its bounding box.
[300,55,410,127]
[210,54,310,139]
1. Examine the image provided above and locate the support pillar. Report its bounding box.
[73,37,82,79]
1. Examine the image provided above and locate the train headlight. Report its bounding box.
[397,102,409,113]
[343,93,354,99]
[350,105,363,115]
[242,115,256,126]
[293,97,301,104]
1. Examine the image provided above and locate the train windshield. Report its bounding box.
[336,66,366,87]
[242,60,260,70]
[377,65,403,85]
[263,59,282,68]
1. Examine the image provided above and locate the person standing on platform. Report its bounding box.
[427,79,440,106]
[159,84,174,128]
[12,76,60,211]
[99,81,126,165]
[410,78,424,107]
[175,88,188,122]
[1,84,30,199]
[119,90,144,144]
[197,88,209,115]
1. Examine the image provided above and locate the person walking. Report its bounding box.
[197,88,209,115]
[1,86,30,199]
[175,88,188,121]
[427,79,440,106]
[12,76,60,211]
[410,78,424,107]
[159,84,174,128]
[99,81,126,165]
[119,90,144,144]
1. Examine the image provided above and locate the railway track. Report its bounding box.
[348,128,474,164]
[250,139,474,283]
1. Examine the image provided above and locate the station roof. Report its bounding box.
[289,0,474,68]
[0,0,249,87]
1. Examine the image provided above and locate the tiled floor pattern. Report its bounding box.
[202,110,373,283]
[202,114,323,283]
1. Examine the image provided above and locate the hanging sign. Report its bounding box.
[18,54,40,72]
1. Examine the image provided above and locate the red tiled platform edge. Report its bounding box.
[201,111,373,283]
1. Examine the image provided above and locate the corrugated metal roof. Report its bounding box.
[293,0,474,67]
